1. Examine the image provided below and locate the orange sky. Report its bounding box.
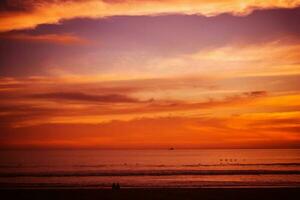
[0,0,300,149]
[1,0,300,32]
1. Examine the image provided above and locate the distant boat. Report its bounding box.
[169,147,175,150]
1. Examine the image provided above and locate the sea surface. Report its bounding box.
[0,149,300,188]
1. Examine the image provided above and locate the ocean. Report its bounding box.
[0,149,300,188]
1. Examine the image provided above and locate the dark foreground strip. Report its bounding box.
[1,188,300,200]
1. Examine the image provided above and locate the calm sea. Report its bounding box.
[0,149,300,188]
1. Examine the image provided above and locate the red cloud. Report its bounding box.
[0,33,87,44]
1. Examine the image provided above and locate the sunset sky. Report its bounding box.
[1,0,300,149]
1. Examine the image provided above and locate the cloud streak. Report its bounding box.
[0,33,86,44]
[1,73,300,148]
[1,8,300,76]
[30,92,140,103]
[1,0,300,31]
[0,73,299,128]
[2,114,300,149]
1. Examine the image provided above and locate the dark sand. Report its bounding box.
[1,188,300,200]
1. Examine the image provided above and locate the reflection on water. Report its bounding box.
[0,149,300,188]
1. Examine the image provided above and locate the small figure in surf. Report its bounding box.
[112,182,121,190]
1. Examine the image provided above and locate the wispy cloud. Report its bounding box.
[30,92,140,103]
[1,0,300,31]
[1,73,300,148]
[0,33,87,44]
[2,114,300,149]
[149,39,300,77]
[0,74,299,128]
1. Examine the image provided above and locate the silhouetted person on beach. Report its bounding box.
[112,182,120,190]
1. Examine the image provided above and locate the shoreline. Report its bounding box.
[1,185,300,189]
[1,187,300,200]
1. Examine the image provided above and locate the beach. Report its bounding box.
[1,188,300,200]
[1,149,300,188]
[1,149,300,199]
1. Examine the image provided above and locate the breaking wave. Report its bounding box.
[1,169,300,177]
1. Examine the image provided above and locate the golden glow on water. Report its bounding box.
[0,149,300,188]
